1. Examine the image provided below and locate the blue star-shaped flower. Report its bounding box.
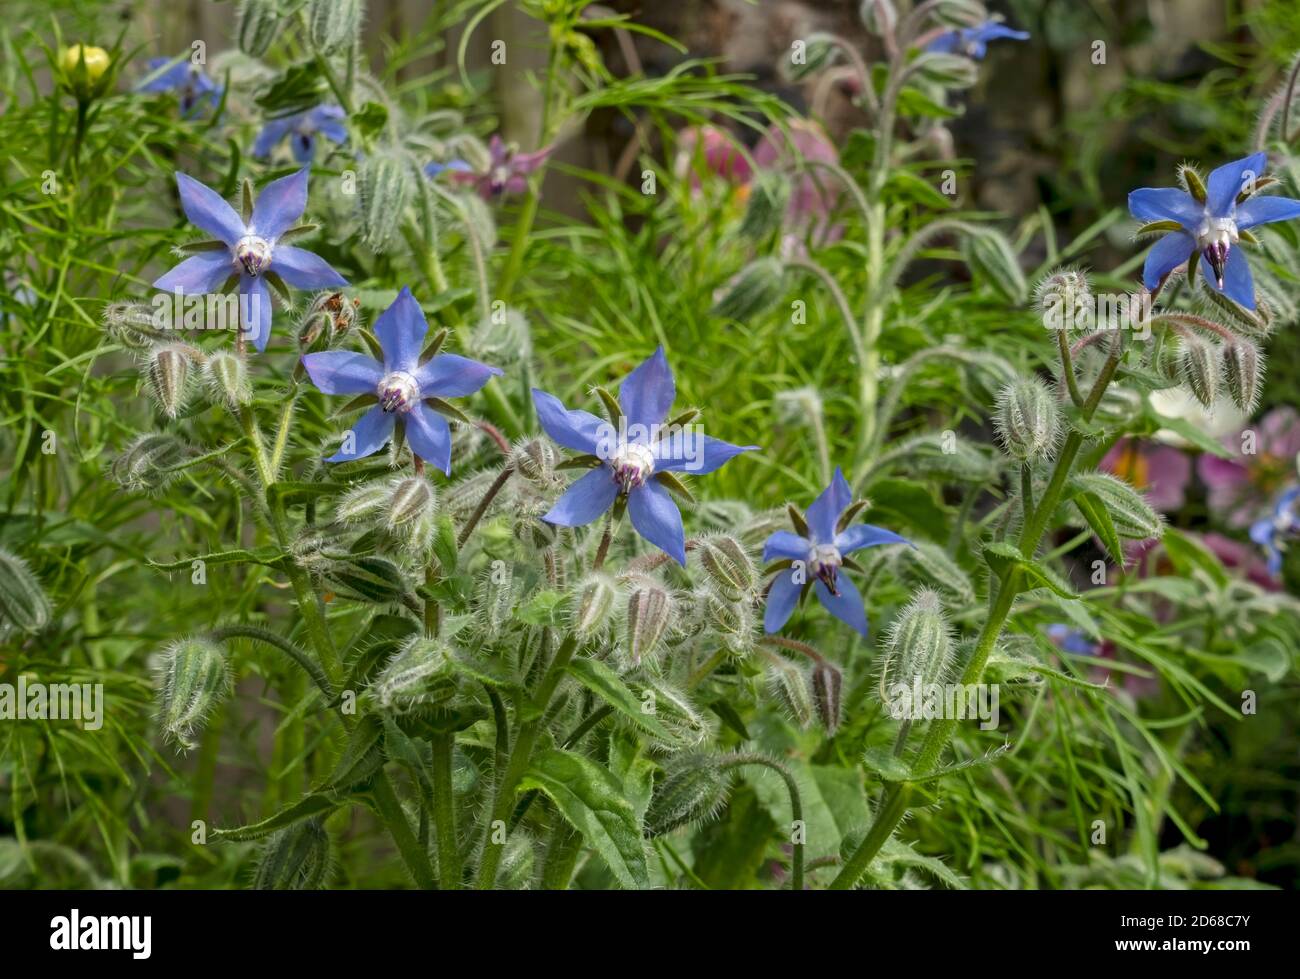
[763,468,910,638]
[254,105,348,164]
[1249,484,1300,577]
[301,287,502,473]
[532,347,757,566]
[925,21,1029,59]
[137,55,222,117]
[1129,152,1300,310]
[153,169,347,351]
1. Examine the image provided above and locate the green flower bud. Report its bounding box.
[202,350,251,408]
[1222,338,1263,412]
[913,52,980,89]
[158,637,229,751]
[964,227,1027,303]
[859,0,898,35]
[321,555,411,605]
[358,155,414,253]
[0,548,52,634]
[711,257,787,322]
[146,343,195,418]
[373,636,456,712]
[697,534,757,600]
[703,590,754,654]
[1179,334,1221,408]
[812,660,843,734]
[111,433,188,493]
[625,578,673,666]
[881,589,953,695]
[738,170,791,242]
[253,819,331,890]
[994,378,1060,461]
[1070,472,1163,540]
[309,0,364,53]
[475,561,516,638]
[784,33,840,82]
[767,657,814,729]
[645,754,730,837]
[571,573,619,637]
[298,291,360,348]
[335,480,391,523]
[387,475,435,528]
[103,301,162,349]
[933,0,989,28]
[511,437,556,485]
[237,0,282,57]
[1035,265,1092,330]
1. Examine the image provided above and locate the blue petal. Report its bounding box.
[373,287,428,373]
[292,132,316,164]
[618,346,676,430]
[301,350,382,394]
[326,404,396,462]
[763,570,803,634]
[253,118,294,158]
[835,524,911,555]
[272,245,347,290]
[415,353,502,398]
[1201,245,1255,310]
[804,467,852,544]
[974,24,1030,43]
[153,250,233,294]
[763,530,809,563]
[1236,195,1300,230]
[815,577,868,637]
[252,168,309,240]
[317,119,349,145]
[1142,231,1195,290]
[531,388,608,455]
[242,275,273,352]
[543,466,618,527]
[654,434,758,474]
[628,477,687,565]
[176,172,245,245]
[1206,152,1267,217]
[1127,187,1201,229]
[924,31,961,54]
[404,404,453,474]
[137,57,190,93]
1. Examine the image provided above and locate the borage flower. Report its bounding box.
[254,105,348,164]
[452,135,553,200]
[532,348,757,565]
[1249,485,1300,577]
[137,55,222,117]
[763,468,909,638]
[153,169,347,351]
[924,20,1029,58]
[302,287,501,473]
[1129,152,1300,309]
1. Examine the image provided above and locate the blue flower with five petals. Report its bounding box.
[1129,152,1300,310]
[254,105,348,164]
[301,287,502,473]
[137,55,222,117]
[925,21,1029,59]
[1249,484,1300,577]
[763,468,910,638]
[531,348,757,566]
[153,169,347,351]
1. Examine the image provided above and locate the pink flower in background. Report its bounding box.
[753,119,844,246]
[1100,438,1192,511]
[452,135,553,200]
[1197,407,1300,527]
[1199,532,1280,590]
[673,125,752,189]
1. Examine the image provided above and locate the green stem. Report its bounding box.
[431,731,461,889]
[720,754,804,891]
[371,769,436,889]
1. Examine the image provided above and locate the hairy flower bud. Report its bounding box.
[859,0,898,35]
[767,657,814,728]
[309,0,364,53]
[1179,334,1221,408]
[475,562,516,638]
[711,257,786,322]
[358,155,414,253]
[783,33,840,82]
[625,578,673,666]
[112,433,188,492]
[738,170,791,242]
[202,350,251,407]
[0,548,52,634]
[811,660,843,734]
[703,590,754,654]
[571,573,619,637]
[388,475,435,528]
[933,0,989,27]
[373,636,456,712]
[1035,265,1092,330]
[299,291,360,348]
[146,343,195,418]
[103,301,162,349]
[995,378,1060,461]
[237,0,282,57]
[645,755,730,837]
[964,227,1027,303]
[158,637,229,751]
[510,437,556,485]
[335,480,391,523]
[697,534,757,600]
[913,52,979,89]
[1222,338,1263,412]
[254,820,331,890]
[881,589,953,695]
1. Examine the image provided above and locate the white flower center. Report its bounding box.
[377,371,421,414]
[235,235,273,277]
[807,543,842,594]
[611,442,655,491]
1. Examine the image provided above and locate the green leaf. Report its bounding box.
[1072,489,1125,567]
[351,101,388,140]
[212,793,339,841]
[983,541,1079,599]
[1161,527,1230,587]
[513,588,569,627]
[566,657,674,740]
[861,747,912,783]
[517,749,649,888]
